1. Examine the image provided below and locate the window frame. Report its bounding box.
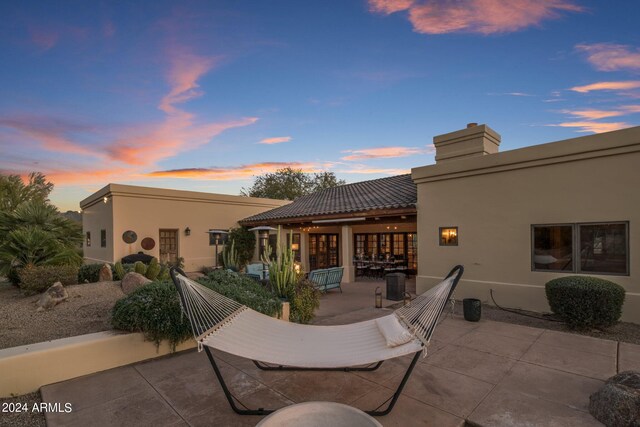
[86,231,91,247]
[531,221,629,276]
[100,229,107,248]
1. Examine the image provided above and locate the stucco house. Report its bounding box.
[81,124,640,322]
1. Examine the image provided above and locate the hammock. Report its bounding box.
[170,265,464,416]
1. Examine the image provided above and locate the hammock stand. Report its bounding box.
[170,265,464,417]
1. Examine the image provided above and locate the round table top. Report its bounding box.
[256,401,382,427]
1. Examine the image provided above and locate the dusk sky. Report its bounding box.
[1,1,639,211]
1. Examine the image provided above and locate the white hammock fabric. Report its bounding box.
[173,273,456,369]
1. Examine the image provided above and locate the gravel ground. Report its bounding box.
[451,301,640,345]
[0,280,125,349]
[0,391,45,427]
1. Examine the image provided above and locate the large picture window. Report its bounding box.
[532,222,628,275]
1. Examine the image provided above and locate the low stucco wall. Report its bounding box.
[0,331,196,398]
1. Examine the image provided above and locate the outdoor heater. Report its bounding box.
[207,229,229,268]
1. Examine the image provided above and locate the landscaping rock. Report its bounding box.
[121,272,151,295]
[590,371,640,427]
[98,263,113,282]
[36,282,69,311]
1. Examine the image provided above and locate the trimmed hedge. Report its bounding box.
[18,264,79,295]
[545,276,625,329]
[78,263,103,283]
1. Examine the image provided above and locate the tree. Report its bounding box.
[241,167,346,200]
[0,172,53,213]
[0,173,82,284]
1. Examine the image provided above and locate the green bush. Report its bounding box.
[545,276,625,329]
[111,281,191,349]
[145,258,160,280]
[18,264,79,295]
[289,279,321,324]
[226,227,255,269]
[134,261,147,275]
[111,270,282,349]
[199,270,282,317]
[78,263,103,283]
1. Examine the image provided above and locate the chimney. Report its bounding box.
[434,123,501,163]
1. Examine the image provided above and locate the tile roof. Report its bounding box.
[240,174,416,224]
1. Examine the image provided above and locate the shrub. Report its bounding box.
[111,281,191,349]
[545,276,625,329]
[18,264,79,295]
[226,227,255,269]
[134,261,147,275]
[78,263,103,283]
[199,270,282,317]
[289,279,320,324]
[111,270,282,350]
[145,258,160,280]
[113,261,125,281]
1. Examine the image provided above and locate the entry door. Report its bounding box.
[159,229,179,264]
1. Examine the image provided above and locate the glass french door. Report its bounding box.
[309,234,339,270]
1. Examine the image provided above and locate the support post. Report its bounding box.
[341,224,355,283]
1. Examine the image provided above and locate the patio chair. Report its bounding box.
[169,265,464,417]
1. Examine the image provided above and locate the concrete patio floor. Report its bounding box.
[40,281,640,426]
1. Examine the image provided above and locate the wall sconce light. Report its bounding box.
[184,227,191,236]
[291,243,300,251]
[439,227,458,246]
[103,196,108,204]
[375,287,382,309]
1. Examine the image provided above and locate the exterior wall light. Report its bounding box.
[439,227,458,246]
[185,227,191,236]
[375,287,382,308]
[103,196,108,203]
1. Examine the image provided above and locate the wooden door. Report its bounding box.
[159,229,179,264]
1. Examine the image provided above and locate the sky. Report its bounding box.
[1,0,639,211]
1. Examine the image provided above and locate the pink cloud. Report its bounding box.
[547,121,630,133]
[368,0,582,35]
[0,116,99,157]
[571,81,640,93]
[28,26,59,50]
[259,136,292,144]
[577,43,640,72]
[369,0,415,14]
[341,145,434,161]
[146,162,320,180]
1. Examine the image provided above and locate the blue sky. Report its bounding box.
[1,0,639,210]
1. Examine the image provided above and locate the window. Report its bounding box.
[532,225,573,271]
[439,227,458,246]
[100,230,107,248]
[86,231,91,247]
[579,223,628,275]
[532,222,628,275]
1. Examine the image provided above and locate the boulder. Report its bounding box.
[36,282,69,311]
[121,272,151,295]
[98,263,113,282]
[590,371,640,427]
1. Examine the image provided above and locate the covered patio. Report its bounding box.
[240,174,418,283]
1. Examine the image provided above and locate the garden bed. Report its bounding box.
[0,280,124,349]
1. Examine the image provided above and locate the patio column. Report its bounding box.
[341,224,355,283]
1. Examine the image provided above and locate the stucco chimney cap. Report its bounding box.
[467,122,478,128]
